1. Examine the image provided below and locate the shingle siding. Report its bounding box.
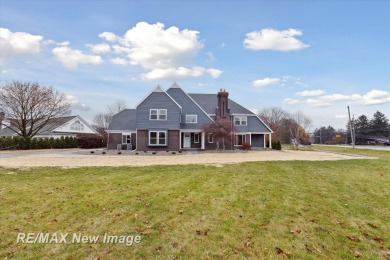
[136,92,181,129]
[167,88,214,129]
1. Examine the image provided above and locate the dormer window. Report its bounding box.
[150,109,167,120]
[186,115,197,124]
[234,116,247,126]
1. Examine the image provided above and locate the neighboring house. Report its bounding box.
[107,84,273,151]
[0,115,98,138]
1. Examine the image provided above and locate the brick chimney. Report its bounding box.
[215,89,230,119]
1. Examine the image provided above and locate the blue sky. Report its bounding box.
[1,0,389,130]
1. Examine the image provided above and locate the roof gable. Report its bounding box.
[108,109,137,131]
[136,85,182,110]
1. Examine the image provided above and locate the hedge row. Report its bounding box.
[0,136,78,150]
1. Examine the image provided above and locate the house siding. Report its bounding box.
[248,116,270,132]
[137,129,180,151]
[167,88,214,129]
[136,92,181,129]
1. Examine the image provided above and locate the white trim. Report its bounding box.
[106,130,136,134]
[122,134,132,144]
[263,135,266,148]
[208,133,213,143]
[234,116,247,126]
[269,133,272,148]
[255,115,273,133]
[149,109,167,120]
[52,115,98,135]
[148,130,167,146]
[169,85,216,125]
[186,114,197,124]
[234,133,246,146]
[201,132,205,149]
[180,129,202,133]
[194,133,199,143]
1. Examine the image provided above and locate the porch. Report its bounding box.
[180,130,205,150]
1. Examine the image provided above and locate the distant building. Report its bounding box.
[0,115,98,138]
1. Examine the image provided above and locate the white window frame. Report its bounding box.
[208,133,213,143]
[194,133,199,143]
[122,134,131,144]
[234,116,247,126]
[150,109,167,120]
[149,131,167,146]
[186,115,197,124]
[234,134,246,146]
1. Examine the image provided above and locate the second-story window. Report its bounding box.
[186,115,197,123]
[150,109,167,120]
[234,116,247,126]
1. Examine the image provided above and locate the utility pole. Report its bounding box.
[347,106,355,148]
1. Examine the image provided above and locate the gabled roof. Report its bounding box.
[0,115,98,136]
[136,85,182,110]
[188,94,254,115]
[108,109,137,131]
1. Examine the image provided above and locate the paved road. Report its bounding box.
[314,144,390,151]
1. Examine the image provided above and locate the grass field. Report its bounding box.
[1,150,389,259]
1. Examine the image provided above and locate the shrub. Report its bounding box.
[171,151,176,154]
[77,134,104,149]
[241,143,252,150]
[152,151,157,154]
[276,140,282,150]
[117,152,122,155]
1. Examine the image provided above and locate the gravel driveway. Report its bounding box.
[0,149,375,168]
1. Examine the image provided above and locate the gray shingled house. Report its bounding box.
[107,84,273,151]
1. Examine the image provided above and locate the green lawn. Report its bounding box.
[1,155,389,259]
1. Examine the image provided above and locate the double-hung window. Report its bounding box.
[149,131,167,146]
[122,134,131,144]
[234,116,247,126]
[186,115,197,123]
[150,109,167,120]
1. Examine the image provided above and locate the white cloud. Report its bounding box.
[110,57,129,65]
[86,43,111,53]
[98,32,119,42]
[351,89,390,105]
[253,77,280,88]
[335,115,348,119]
[283,98,301,105]
[244,28,309,51]
[65,95,91,111]
[0,28,44,60]
[306,98,331,107]
[52,47,103,68]
[207,68,223,78]
[142,66,222,81]
[98,22,221,80]
[318,94,350,102]
[295,89,326,97]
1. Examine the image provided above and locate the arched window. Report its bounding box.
[70,120,84,131]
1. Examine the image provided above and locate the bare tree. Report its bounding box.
[92,99,127,135]
[0,81,71,137]
[202,118,236,150]
[107,100,126,117]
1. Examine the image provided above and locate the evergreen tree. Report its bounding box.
[355,115,370,135]
[369,111,389,136]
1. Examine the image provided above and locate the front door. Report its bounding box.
[183,133,191,148]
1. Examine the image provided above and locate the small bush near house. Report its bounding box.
[241,143,252,150]
[77,134,105,149]
[276,140,282,150]
[152,151,157,154]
